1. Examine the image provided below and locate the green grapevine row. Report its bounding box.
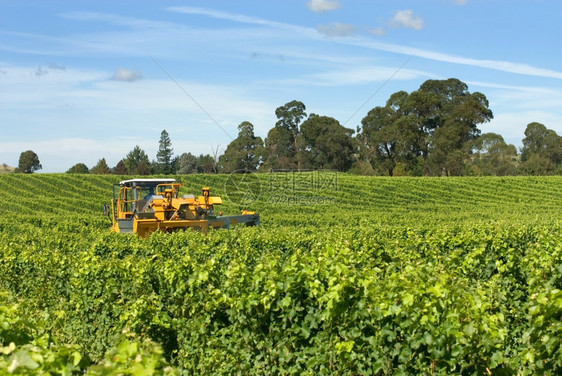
[1,174,562,374]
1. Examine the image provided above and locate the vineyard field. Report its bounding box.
[1,173,561,375]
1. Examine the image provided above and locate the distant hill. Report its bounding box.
[0,164,15,174]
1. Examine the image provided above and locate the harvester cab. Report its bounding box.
[109,178,259,237]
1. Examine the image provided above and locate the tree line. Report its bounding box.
[13,78,562,176]
[66,130,220,175]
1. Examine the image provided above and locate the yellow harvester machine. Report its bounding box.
[109,178,259,237]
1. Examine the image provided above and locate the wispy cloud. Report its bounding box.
[2,3,560,172]
[390,10,424,30]
[0,62,275,144]
[346,38,562,80]
[304,66,428,87]
[35,66,48,76]
[467,80,562,143]
[167,6,304,32]
[166,6,318,41]
[250,52,285,62]
[0,137,225,173]
[167,7,562,80]
[6,8,562,84]
[469,81,562,110]
[307,0,341,13]
[110,68,143,82]
[488,111,562,146]
[316,23,355,37]
[59,11,178,30]
[48,62,66,70]
[369,27,386,36]
[7,7,560,82]
[0,63,276,171]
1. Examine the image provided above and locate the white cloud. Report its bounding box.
[0,62,276,171]
[5,137,227,173]
[3,6,562,173]
[167,7,562,80]
[168,7,562,79]
[48,62,66,70]
[316,23,355,37]
[390,10,424,30]
[0,64,107,108]
[8,8,562,81]
[250,52,285,61]
[468,81,562,108]
[346,38,562,79]
[31,63,66,77]
[369,27,386,36]
[59,11,178,31]
[35,66,48,76]
[466,81,562,146]
[307,0,340,13]
[167,6,304,32]
[488,111,562,148]
[455,0,469,5]
[110,68,143,82]
[302,66,427,87]
[166,6,318,40]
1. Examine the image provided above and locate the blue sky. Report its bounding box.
[1,0,561,172]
